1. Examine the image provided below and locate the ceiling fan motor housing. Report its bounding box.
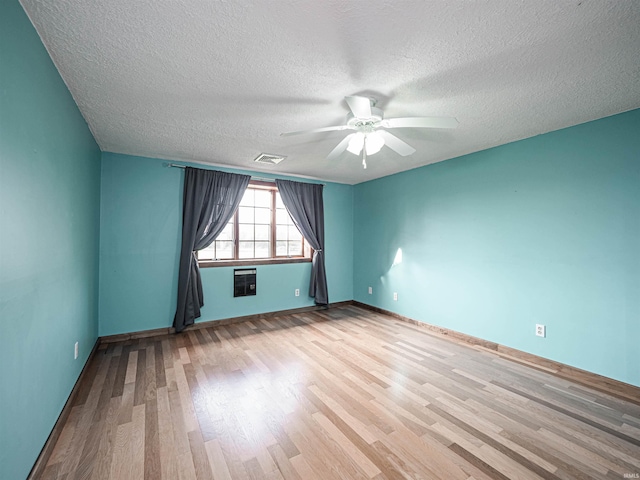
[347,106,384,132]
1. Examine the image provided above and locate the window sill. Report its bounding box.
[199,257,312,268]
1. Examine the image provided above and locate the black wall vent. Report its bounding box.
[234,268,256,297]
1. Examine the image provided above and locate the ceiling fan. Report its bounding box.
[282,95,458,168]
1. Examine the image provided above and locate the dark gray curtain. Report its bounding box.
[174,167,250,332]
[275,179,328,305]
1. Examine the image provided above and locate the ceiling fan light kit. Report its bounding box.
[346,131,385,155]
[281,95,458,169]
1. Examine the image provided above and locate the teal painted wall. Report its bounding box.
[354,109,640,387]
[99,153,353,336]
[1,5,636,476]
[0,3,101,479]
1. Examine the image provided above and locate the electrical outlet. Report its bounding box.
[74,341,79,359]
[368,286,372,294]
[536,324,546,338]
[295,288,300,297]
[393,292,398,301]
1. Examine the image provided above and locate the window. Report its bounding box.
[197,182,311,266]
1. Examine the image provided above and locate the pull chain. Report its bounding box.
[362,135,367,169]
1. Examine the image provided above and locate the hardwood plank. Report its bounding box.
[39,462,60,480]
[204,439,232,480]
[37,307,640,480]
[493,380,640,447]
[157,386,178,480]
[73,354,120,480]
[47,406,82,466]
[266,444,302,480]
[288,454,321,480]
[449,443,511,480]
[130,404,146,480]
[306,384,378,445]
[311,412,381,478]
[168,388,191,456]
[353,301,640,406]
[108,421,133,480]
[58,351,111,477]
[243,458,266,480]
[176,451,198,480]
[184,362,218,442]
[174,360,200,433]
[117,382,135,425]
[88,396,121,480]
[133,349,148,406]
[124,350,138,385]
[188,430,214,480]
[111,344,131,398]
[144,396,161,480]
[155,340,167,388]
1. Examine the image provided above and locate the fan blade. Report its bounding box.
[382,116,459,129]
[377,130,416,156]
[345,96,372,118]
[327,134,355,161]
[281,125,351,137]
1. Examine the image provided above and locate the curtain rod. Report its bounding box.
[166,163,325,185]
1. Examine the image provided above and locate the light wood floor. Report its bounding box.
[39,306,640,480]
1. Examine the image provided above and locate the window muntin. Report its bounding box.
[197,183,310,264]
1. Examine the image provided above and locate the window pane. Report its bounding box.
[240,189,254,206]
[198,245,216,260]
[288,225,301,240]
[276,208,290,225]
[215,241,234,259]
[238,206,254,223]
[255,224,270,241]
[276,224,287,240]
[288,240,302,256]
[254,189,271,207]
[255,242,270,258]
[239,224,254,241]
[275,192,285,208]
[276,241,287,256]
[217,222,233,241]
[255,207,270,224]
[239,241,254,259]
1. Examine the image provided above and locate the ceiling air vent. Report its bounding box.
[254,153,286,165]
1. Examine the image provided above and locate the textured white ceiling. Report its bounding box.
[20,0,640,184]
